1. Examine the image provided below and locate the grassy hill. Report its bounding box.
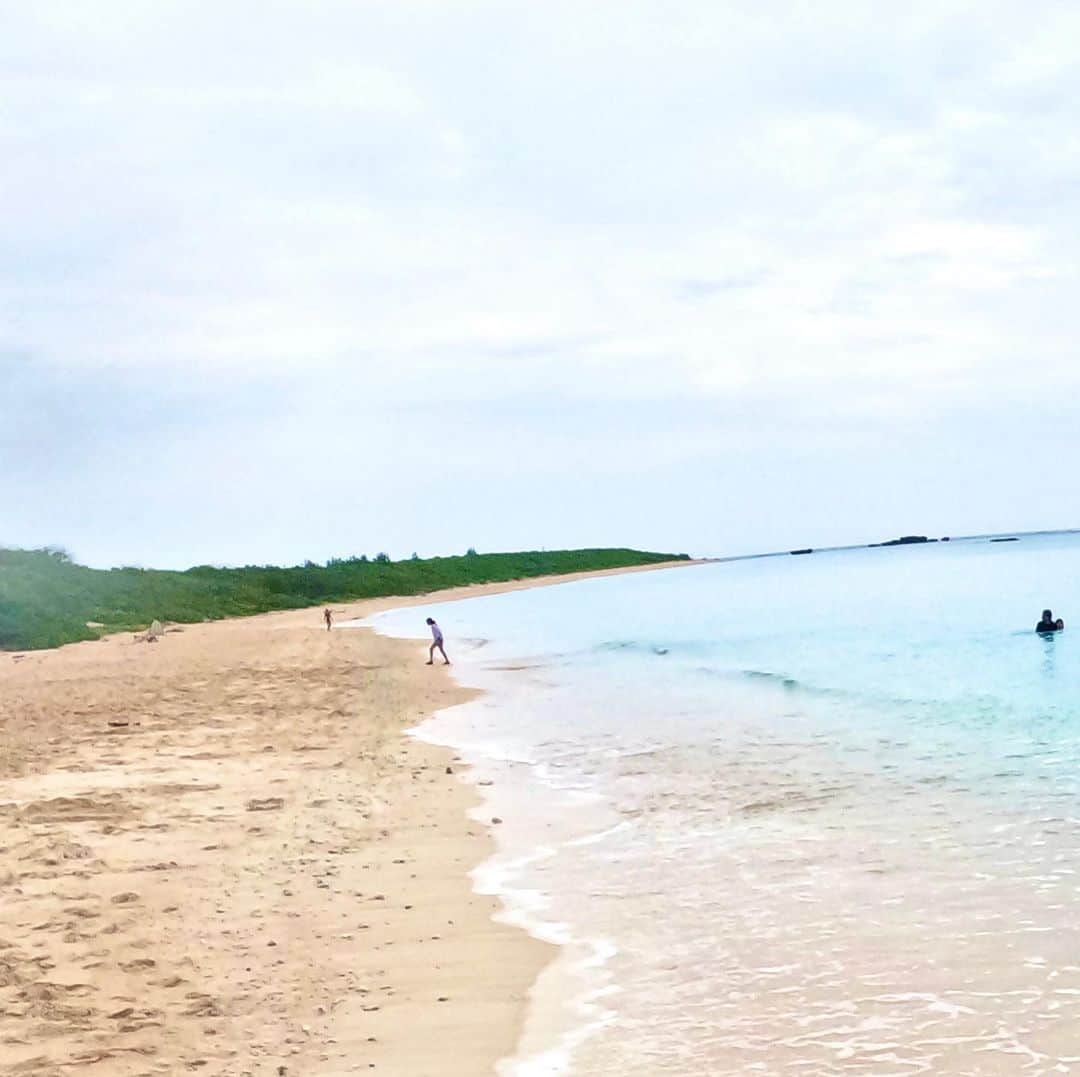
[0,547,689,651]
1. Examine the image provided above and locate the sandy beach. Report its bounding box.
[0,561,693,1076]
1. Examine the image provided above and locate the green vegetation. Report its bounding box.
[0,546,690,651]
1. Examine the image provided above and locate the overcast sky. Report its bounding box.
[5,2,1080,568]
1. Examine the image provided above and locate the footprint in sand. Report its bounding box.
[119,958,156,972]
[183,992,223,1017]
[26,839,93,867]
[20,794,127,824]
[62,906,101,920]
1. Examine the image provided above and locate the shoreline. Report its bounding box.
[0,558,701,1075]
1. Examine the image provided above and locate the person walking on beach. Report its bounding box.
[324,608,333,631]
[426,617,450,665]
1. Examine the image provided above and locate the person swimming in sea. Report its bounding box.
[1036,609,1065,633]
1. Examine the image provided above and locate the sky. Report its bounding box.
[5,2,1080,568]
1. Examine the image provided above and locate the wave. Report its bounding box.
[594,639,672,656]
[741,668,803,691]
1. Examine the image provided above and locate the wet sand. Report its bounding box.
[0,561,695,1075]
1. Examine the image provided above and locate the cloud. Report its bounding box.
[5,2,1080,564]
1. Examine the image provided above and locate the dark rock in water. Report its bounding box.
[790,548,813,555]
[879,535,934,547]
[941,536,951,542]
[991,536,1019,543]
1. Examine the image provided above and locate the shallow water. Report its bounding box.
[374,534,1080,1075]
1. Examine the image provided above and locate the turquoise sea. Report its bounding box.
[373,533,1080,1075]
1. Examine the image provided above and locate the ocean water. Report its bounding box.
[371,534,1080,1075]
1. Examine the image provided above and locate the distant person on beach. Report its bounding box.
[1037,609,1064,633]
[426,617,450,665]
[324,608,332,631]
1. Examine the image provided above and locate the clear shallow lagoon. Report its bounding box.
[373,534,1080,1075]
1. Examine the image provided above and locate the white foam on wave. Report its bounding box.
[458,755,626,1076]
[461,757,627,1075]
[500,935,621,1077]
